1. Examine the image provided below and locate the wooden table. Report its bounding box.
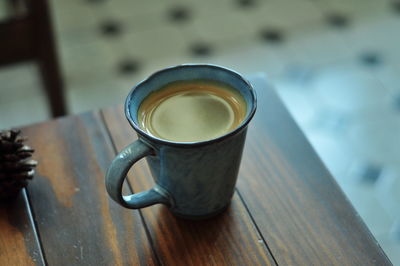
[0,75,391,265]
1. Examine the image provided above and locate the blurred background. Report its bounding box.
[1,0,399,263]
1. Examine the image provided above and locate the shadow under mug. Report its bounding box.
[105,64,257,219]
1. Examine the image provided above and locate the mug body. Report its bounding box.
[143,127,248,218]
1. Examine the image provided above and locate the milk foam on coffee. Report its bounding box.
[138,80,247,142]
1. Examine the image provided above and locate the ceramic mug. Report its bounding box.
[105,64,257,219]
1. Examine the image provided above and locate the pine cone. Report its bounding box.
[0,130,37,200]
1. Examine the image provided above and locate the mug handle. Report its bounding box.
[105,139,171,209]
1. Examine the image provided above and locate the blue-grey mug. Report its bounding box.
[105,64,257,219]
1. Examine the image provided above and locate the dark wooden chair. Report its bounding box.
[0,0,67,117]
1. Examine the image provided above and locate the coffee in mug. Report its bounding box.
[137,79,247,142]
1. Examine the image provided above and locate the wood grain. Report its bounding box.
[8,74,390,265]
[236,75,391,265]
[102,106,276,266]
[0,189,44,265]
[22,113,157,266]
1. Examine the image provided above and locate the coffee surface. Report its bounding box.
[138,80,247,142]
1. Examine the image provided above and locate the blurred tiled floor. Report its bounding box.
[1,0,400,263]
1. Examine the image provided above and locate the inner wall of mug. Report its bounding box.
[127,64,256,131]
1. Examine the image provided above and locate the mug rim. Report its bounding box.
[125,63,257,147]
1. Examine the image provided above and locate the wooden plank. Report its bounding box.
[0,189,45,265]
[22,112,157,265]
[101,106,276,265]
[236,75,391,265]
